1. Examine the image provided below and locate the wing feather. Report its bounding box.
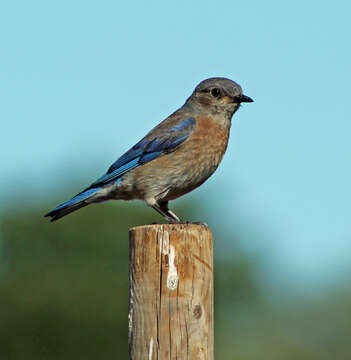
[86,117,196,189]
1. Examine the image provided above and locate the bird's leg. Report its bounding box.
[146,198,181,223]
[151,203,177,223]
[158,201,181,223]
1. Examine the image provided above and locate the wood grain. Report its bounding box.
[129,224,214,360]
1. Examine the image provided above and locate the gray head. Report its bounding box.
[185,77,253,118]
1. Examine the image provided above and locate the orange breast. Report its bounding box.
[190,115,230,169]
[125,115,231,201]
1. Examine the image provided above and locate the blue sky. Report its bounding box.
[1,0,350,290]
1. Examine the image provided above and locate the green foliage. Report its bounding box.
[0,200,261,359]
[1,203,134,359]
[1,199,350,359]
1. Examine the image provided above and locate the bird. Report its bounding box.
[45,77,253,223]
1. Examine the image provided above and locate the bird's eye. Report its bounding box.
[211,88,221,97]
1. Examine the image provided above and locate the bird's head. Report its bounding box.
[186,77,253,118]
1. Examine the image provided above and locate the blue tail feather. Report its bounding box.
[45,187,101,221]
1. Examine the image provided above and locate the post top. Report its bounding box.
[129,222,210,232]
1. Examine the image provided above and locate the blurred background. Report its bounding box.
[1,0,350,359]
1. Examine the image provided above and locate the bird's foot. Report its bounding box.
[186,221,209,227]
[166,221,209,227]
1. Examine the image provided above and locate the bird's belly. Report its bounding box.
[119,118,230,202]
[162,151,223,200]
[162,119,230,200]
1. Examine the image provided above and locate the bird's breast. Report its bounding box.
[183,115,230,178]
[158,115,230,199]
[121,116,231,201]
[191,115,230,164]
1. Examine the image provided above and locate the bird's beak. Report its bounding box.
[239,94,254,103]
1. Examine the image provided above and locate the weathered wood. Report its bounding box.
[129,224,214,360]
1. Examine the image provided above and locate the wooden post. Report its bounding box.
[128,224,214,360]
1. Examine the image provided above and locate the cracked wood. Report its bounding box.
[128,223,214,360]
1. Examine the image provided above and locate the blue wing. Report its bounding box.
[86,117,196,189]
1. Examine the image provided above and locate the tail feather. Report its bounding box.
[45,187,101,222]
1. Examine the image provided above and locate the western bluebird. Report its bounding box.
[45,77,253,222]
